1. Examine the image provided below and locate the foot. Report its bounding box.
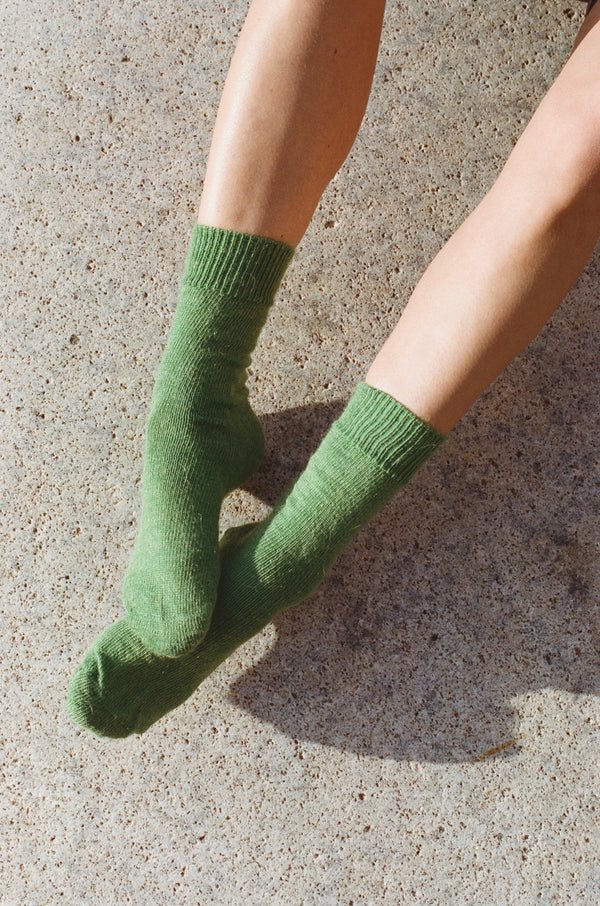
[67,384,446,736]
[67,523,263,737]
[121,224,294,657]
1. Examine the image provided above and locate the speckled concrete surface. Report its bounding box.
[2,0,600,902]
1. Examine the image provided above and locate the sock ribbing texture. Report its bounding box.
[215,381,447,629]
[67,382,446,736]
[67,383,445,737]
[122,223,295,658]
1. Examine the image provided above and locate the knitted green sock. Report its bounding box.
[121,224,294,657]
[66,382,446,736]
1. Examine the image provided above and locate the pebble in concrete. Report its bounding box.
[2,0,599,903]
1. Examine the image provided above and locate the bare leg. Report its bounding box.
[68,0,389,672]
[197,0,387,247]
[366,3,600,435]
[67,5,600,740]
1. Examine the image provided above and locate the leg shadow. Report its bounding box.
[224,257,600,764]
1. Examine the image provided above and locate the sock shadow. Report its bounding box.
[243,397,346,506]
[226,265,600,765]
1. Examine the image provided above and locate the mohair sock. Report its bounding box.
[121,223,295,657]
[67,382,446,736]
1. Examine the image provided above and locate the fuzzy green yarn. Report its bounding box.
[67,383,446,736]
[122,223,294,657]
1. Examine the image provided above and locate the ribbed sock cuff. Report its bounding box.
[336,382,446,484]
[182,223,295,301]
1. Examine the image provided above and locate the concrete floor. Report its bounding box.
[2,0,600,902]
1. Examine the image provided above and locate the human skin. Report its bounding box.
[366,2,600,433]
[66,0,600,737]
[197,0,387,248]
[197,0,600,435]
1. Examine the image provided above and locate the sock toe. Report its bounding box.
[66,620,155,738]
[67,654,135,739]
[65,617,228,738]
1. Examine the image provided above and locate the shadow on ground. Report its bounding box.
[228,266,600,765]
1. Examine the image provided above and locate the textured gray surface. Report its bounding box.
[2,0,600,903]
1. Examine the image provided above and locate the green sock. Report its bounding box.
[66,382,446,736]
[121,223,294,657]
